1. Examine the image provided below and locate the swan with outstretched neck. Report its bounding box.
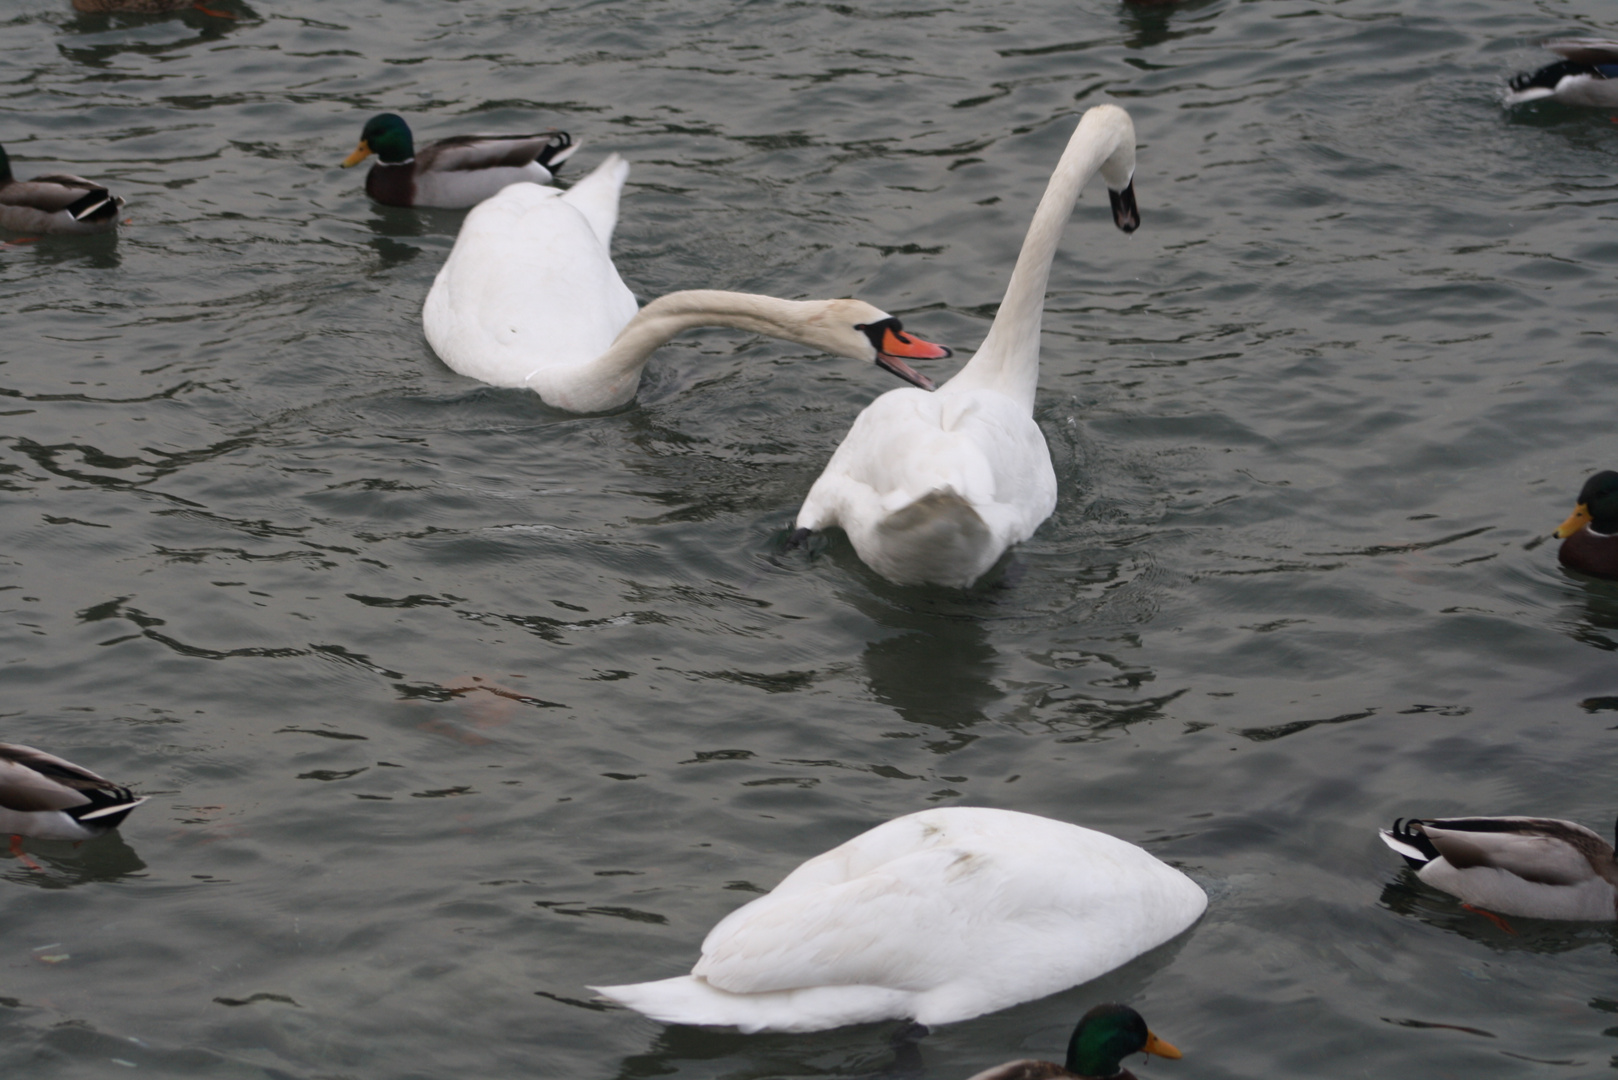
[792,104,1140,588]
[422,154,950,414]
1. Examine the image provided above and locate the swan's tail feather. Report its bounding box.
[561,153,630,247]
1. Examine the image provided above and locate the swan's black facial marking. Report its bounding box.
[856,317,905,355]
[1109,182,1140,234]
[854,317,947,392]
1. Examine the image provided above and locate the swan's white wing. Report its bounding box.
[560,153,630,248]
[422,180,637,391]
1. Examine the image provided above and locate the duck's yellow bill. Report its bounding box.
[1556,503,1592,539]
[1143,1032,1182,1060]
[341,141,373,168]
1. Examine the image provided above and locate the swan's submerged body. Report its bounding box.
[795,105,1139,588]
[423,155,949,413]
[591,807,1206,1033]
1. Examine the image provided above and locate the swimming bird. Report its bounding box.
[0,144,123,235]
[1380,815,1618,921]
[341,112,578,209]
[1554,470,1618,579]
[0,743,146,864]
[590,807,1206,1033]
[422,154,949,413]
[1505,40,1618,107]
[965,1005,1182,1080]
[792,104,1140,587]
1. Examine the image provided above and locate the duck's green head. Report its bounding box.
[1065,1004,1181,1079]
[1557,470,1618,538]
[341,113,415,168]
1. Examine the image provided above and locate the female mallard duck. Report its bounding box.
[0,143,123,235]
[966,1005,1182,1080]
[1505,40,1618,107]
[1381,816,1618,920]
[791,104,1140,588]
[590,808,1206,1033]
[1554,470,1618,579]
[0,743,146,860]
[340,112,578,209]
[423,154,948,412]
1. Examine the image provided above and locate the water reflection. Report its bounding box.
[1379,874,1618,957]
[18,231,121,271]
[855,591,1002,737]
[607,1021,923,1080]
[59,1,259,61]
[4,832,146,888]
[1561,574,1618,654]
[1117,0,1221,51]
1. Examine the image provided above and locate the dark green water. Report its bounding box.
[4,0,1618,1077]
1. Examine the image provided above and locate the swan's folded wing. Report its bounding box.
[693,846,1005,995]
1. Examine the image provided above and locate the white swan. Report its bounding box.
[421,155,949,414]
[793,105,1140,587]
[590,807,1207,1034]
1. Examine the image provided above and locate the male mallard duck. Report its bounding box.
[0,743,146,860]
[1553,470,1618,579]
[1505,40,1618,107]
[423,154,947,412]
[340,112,578,209]
[1381,816,1618,921]
[966,1005,1182,1080]
[0,143,123,235]
[590,807,1206,1033]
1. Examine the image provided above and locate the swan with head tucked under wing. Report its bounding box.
[792,105,1139,588]
[589,807,1206,1034]
[421,154,950,414]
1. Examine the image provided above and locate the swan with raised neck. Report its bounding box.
[421,154,949,414]
[793,104,1138,587]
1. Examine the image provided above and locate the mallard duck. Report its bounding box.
[965,1005,1182,1080]
[590,807,1206,1033]
[791,105,1139,588]
[1553,470,1618,579]
[0,143,123,235]
[1505,40,1618,107]
[422,154,948,412]
[1380,816,1618,920]
[340,113,578,209]
[0,743,146,860]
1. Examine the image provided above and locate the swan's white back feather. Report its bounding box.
[591,807,1205,1032]
[422,155,638,400]
[797,385,1056,586]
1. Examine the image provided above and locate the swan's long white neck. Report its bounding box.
[948,105,1136,413]
[535,291,865,413]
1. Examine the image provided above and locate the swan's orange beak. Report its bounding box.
[1556,503,1592,539]
[341,141,374,168]
[1142,1031,1182,1060]
[871,322,950,392]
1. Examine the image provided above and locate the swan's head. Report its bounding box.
[342,113,415,168]
[1086,104,1140,234]
[805,299,952,391]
